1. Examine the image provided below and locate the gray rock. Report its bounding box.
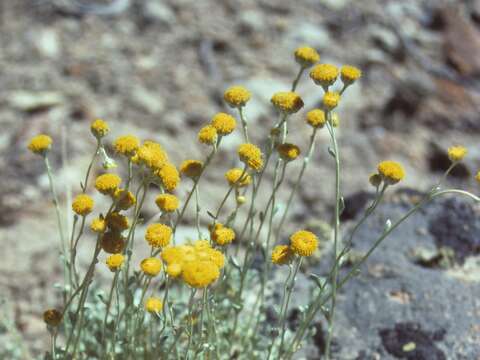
[143,1,176,25]
[34,28,61,58]
[130,86,165,114]
[7,91,65,111]
[287,23,330,50]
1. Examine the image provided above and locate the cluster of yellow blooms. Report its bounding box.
[271,230,319,265]
[27,46,480,359]
[160,239,226,288]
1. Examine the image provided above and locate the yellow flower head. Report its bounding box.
[377,160,405,185]
[194,239,211,251]
[323,91,340,110]
[310,64,339,88]
[447,146,467,162]
[106,253,125,272]
[196,248,225,268]
[182,260,220,288]
[157,162,180,192]
[101,232,126,254]
[225,168,252,187]
[114,189,136,210]
[341,65,362,85]
[306,109,326,128]
[224,86,251,108]
[290,230,318,257]
[198,125,218,145]
[133,141,168,171]
[155,194,179,213]
[95,173,122,195]
[166,262,182,278]
[277,143,301,162]
[140,257,163,276]
[211,112,236,135]
[145,223,172,248]
[271,245,293,265]
[145,297,163,313]
[271,92,304,114]
[90,119,109,139]
[180,159,203,179]
[90,217,106,233]
[238,143,264,171]
[43,309,62,327]
[72,194,94,216]
[476,171,480,183]
[211,223,235,246]
[28,134,52,155]
[114,135,140,157]
[294,46,320,68]
[161,246,185,265]
[106,212,129,231]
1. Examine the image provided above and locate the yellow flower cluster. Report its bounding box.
[28,134,52,155]
[155,194,179,213]
[180,159,203,178]
[210,223,235,246]
[290,230,318,257]
[90,217,106,233]
[72,194,94,216]
[294,46,320,67]
[90,119,109,139]
[476,171,480,183]
[277,143,301,162]
[157,163,180,192]
[141,257,163,276]
[145,223,172,248]
[310,64,338,88]
[271,230,318,264]
[224,86,251,108]
[145,297,163,313]
[306,109,326,128]
[447,146,467,162]
[198,125,218,145]
[95,173,122,195]
[238,143,264,171]
[161,240,224,287]
[225,168,252,187]
[133,141,169,171]
[341,65,362,85]
[377,160,405,185]
[114,135,140,157]
[271,92,304,114]
[211,112,236,135]
[106,253,125,272]
[323,92,340,110]
[271,245,293,265]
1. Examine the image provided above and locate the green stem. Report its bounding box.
[325,117,341,360]
[275,128,318,242]
[279,257,303,355]
[238,107,250,142]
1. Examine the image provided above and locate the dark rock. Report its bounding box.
[379,322,446,360]
[428,197,480,262]
[341,191,375,222]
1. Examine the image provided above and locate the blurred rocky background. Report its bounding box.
[0,0,479,358]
